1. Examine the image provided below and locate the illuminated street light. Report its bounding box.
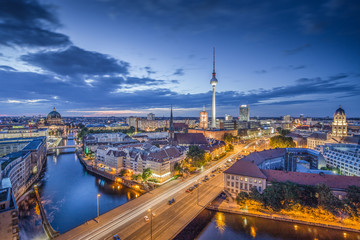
[148,208,153,240]
[97,194,101,222]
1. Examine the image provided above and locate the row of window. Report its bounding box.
[227,174,262,184]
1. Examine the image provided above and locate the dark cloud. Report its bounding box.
[255,65,306,74]
[173,68,184,76]
[144,66,156,76]
[0,65,17,71]
[0,0,71,47]
[284,44,311,55]
[21,46,129,76]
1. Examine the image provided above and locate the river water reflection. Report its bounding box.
[19,139,138,239]
[192,210,360,240]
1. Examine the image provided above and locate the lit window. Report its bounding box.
[245,178,248,182]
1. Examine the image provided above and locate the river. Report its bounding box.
[176,209,360,240]
[18,138,139,240]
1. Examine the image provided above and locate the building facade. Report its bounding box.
[239,104,249,121]
[0,137,47,200]
[320,143,360,176]
[224,160,267,196]
[332,106,347,137]
[199,108,209,129]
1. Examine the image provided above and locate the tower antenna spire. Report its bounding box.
[212,47,216,77]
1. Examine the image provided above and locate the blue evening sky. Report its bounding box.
[0,0,359,117]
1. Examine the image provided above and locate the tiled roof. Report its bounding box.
[242,148,286,165]
[262,170,360,190]
[174,133,208,145]
[224,160,267,179]
[308,132,328,140]
[147,147,181,162]
[107,150,127,157]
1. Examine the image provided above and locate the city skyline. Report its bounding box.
[0,0,360,117]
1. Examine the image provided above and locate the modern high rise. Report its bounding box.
[332,105,347,137]
[147,113,155,121]
[239,104,249,121]
[210,48,218,129]
[199,106,208,129]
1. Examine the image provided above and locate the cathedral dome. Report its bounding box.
[335,105,345,115]
[47,107,62,120]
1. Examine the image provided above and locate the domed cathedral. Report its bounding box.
[44,107,67,136]
[47,107,63,125]
[332,105,347,137]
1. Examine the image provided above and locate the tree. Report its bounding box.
[142,168,152,181]
[316,184,343,214]
[132,174,142,181]
[270,135,296,148]
[224,133,234,143]
[174,162,183,174]
[236,192,249,205]
[187,145,206,167]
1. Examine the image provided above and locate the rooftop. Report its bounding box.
[224,160,267,179]
[174,133,208,145]
[242,148,286,165]
[262,169,360,190]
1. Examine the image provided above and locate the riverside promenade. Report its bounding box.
[206,197,360,234]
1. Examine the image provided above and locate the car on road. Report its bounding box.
[168,200,172,205]
[144,216,149,222]
[186,189,190,193]
[113,234,121,240]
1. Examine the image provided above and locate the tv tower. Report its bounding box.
[210,47,218,129]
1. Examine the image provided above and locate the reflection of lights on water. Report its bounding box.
[250,226,256,238]
[117,186,120,190]
[215,212,226,233]
[35,202,40,216]
[294,225,298,231]
[127,192,131,200]
[243,217,247,226]
[343,232,347,238]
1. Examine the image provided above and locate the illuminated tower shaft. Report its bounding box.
[210,47,218,129]
[211,85,216,128]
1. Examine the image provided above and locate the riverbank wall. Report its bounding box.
[206,199,360,234]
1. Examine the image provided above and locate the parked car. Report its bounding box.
[144,216,149,222]
[168,200,172,205]
[172,198,175,203]
[186,189,190,193]
[113,235,121,240]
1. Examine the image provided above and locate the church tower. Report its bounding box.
[332,105,347,137]
[169,105,175,145]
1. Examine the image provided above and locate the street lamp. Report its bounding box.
[148,208,153,240]
[97,194,101,222]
